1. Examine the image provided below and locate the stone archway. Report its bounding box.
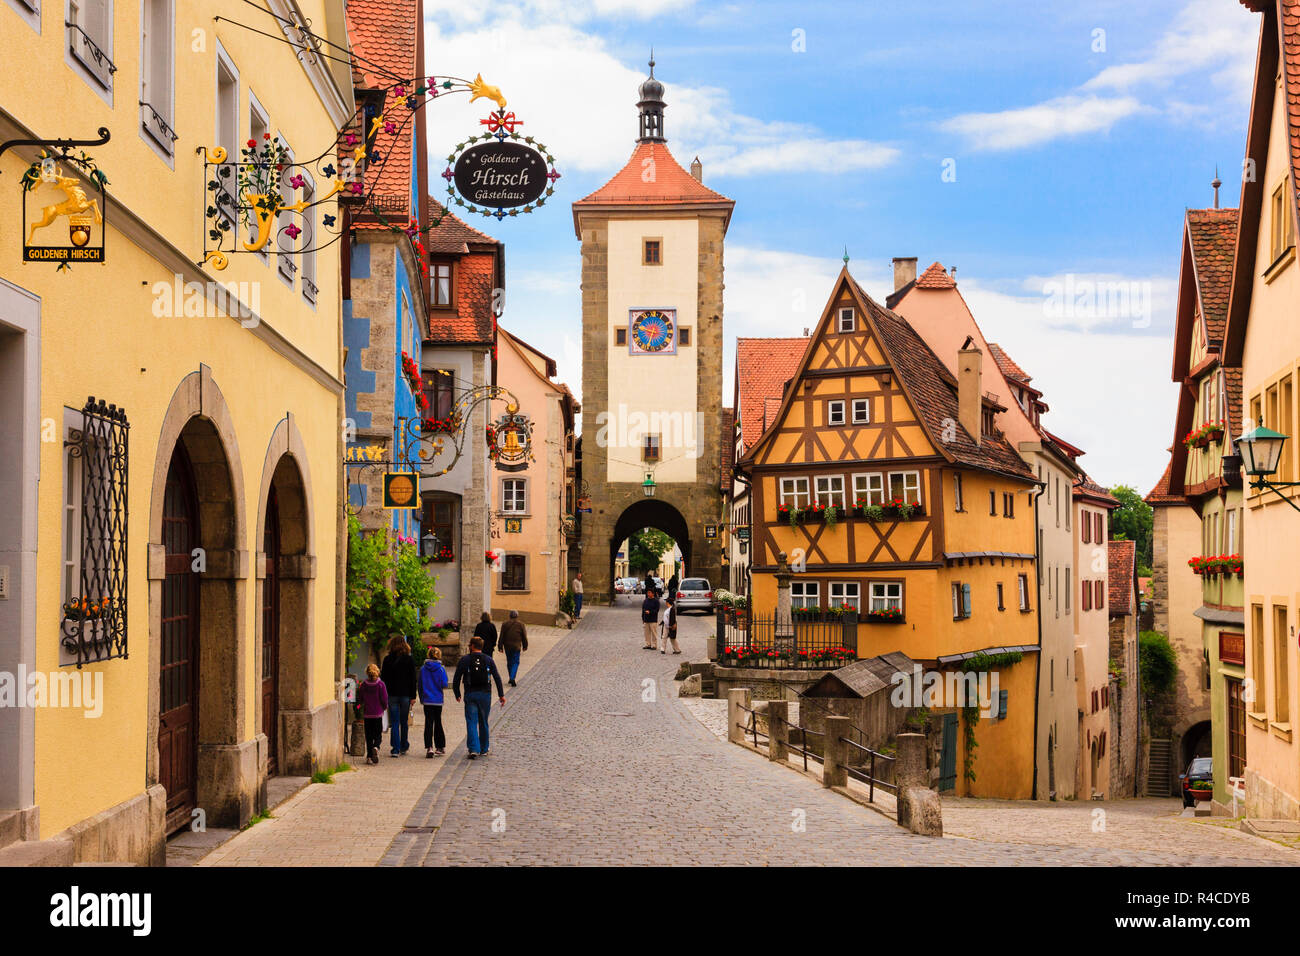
[610,499,692,598]
[253,414,318,781]
[148,365,252,830]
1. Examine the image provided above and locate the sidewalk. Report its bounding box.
[192,620,574,867]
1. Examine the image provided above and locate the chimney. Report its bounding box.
[958,340,983,447]
[892,256,917,292]
[690,156,702,182]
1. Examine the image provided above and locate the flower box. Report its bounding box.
[866,609,905,623]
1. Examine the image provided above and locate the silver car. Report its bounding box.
[675,577,714,614]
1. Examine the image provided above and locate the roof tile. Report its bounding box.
[573,141,733,208]
[1186,207,1240,347]
[1107,539,1137,615]
[914,261,956,289]
[736,338,809,449]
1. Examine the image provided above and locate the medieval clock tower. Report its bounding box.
[573,59,733,601]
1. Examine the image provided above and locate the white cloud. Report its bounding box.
[940,0,1259,151]
[941,95,1146,152]
[421,14,895,178]
[1082,0,1257,97]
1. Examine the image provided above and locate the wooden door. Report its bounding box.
[159,444,199,834]
[261,487,280,773]
[939,713,958,791]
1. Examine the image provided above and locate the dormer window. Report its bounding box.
[982,407,995,435]
[431,261,452,307]
[837,307,854,333]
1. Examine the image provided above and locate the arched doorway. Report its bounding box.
[610,499,692,598]
[261,486,281,772]
[159,443,200,835]
[1180,720,1212,768]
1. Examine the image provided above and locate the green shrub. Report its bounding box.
[1139,630,1177,696]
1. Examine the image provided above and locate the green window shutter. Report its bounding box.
[962,583,971,618]
[998,689,1008,720]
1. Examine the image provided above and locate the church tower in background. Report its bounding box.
[573,58,733,599]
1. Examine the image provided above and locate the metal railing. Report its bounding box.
[717,612,858,665]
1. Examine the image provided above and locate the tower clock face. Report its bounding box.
[628,308,676,354]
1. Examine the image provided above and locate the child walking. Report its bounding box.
[659,595,682,655]
[418,647,449,757]
[357,663,389,764]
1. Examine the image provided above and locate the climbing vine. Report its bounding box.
[956,651,1024,785]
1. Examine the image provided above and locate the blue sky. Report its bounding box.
[420,0,1262,493]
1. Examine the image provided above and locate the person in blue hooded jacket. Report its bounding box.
[418,647,450,757]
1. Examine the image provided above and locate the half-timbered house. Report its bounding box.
[735,269,1040,797]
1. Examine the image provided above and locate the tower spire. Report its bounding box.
[637,53,666,143]
[1212,166,1222,209]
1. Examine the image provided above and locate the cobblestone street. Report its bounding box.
[383,604,1296,866]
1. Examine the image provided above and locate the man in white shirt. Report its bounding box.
[571,572,583,619]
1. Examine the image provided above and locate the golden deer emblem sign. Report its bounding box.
[27,166,102,245]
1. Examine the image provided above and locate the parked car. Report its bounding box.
[614,579,628,594]
[676,577,714,614]
[1179,756,1213,808]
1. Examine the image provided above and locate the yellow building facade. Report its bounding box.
[0,0,351,863]
[1224,0,1300,821]
[736,272,1040,798]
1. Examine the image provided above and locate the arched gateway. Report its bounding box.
[574,59,733,600]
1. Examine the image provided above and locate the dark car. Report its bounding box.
[1179,756,1213,807]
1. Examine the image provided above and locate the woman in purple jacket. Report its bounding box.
[357,663,389,764]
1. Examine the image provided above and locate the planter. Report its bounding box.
[865,612,905,624]
[1192,436,1209,449]
[1189,787,1212,802]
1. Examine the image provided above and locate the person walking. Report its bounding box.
[452,636,505,759]
[357,663,388,764]
[659,595,682,655]
[572,572,584,620]
[641,588,661,649]
[499,610,529,687]
[473,611,498,656]
[379,635,416,757]
[667,571,680,600]
[418,647,449,757]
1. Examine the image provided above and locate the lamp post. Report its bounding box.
[1234,419,1300,513]
[421,531,440,558]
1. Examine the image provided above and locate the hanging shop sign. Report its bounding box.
[705,525,718,539]
[736,527,751,542]
[1,127,111,270]
[382,472,420,509]
[444,109,560,221]
[504,517,523,534]
[490,407,534,473]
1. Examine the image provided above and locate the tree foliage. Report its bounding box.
[345,515,439,665]
[1108,483,1153,573]
[627,528,675,574]
[1138,630,1177,697]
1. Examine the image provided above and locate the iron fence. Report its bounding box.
[716,611,857,668]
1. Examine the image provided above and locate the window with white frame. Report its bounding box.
[829,581,860,610]
[814,475,845,508]
[869,582,902,612]
[952,582,971,620]
[791,581,819,609]
[953,473,964,511]
[214,46,239,224]
[139,0,175,155]
[1018,574,1030,611]
[300,173,316,304]
[6,0,41,32]
[837,307,854,332]
[501,553,527,591]
[277,138,297,285]
[67,0,114,90]
[61,408,87,613]
[1227,508,1238,553]
[1064,567,1071,612]
[851,398,869,424]
[853,472,884,506]
[888,471,921,505]
[248,94,269,259]
[827,400,845,426]
[501,478,528,514]
[779,476,810,508]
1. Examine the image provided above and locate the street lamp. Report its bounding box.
[642,472,656,497]
[1234,419,1300,513]
[421,531,440,558]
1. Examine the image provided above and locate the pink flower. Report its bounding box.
[284,223,301,240]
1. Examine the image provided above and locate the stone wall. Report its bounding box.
[1109,614,1141,797]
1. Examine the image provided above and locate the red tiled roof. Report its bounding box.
[1144,458,1184,505]
[425,212,501,347]
[574,141,733,208]
[986,342,1031,384]
[853,281,1035,482]
[1107,539,1137,615]
[346,0,420,205]
[1186,208,1240,347]
[1224,366,1244,439]
[736,337,809,449]
[1073,472,1118,506]
[914,261,956,289]
[1286,0,1300,219]
[425,199,500,254]
[720,407,735,490]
